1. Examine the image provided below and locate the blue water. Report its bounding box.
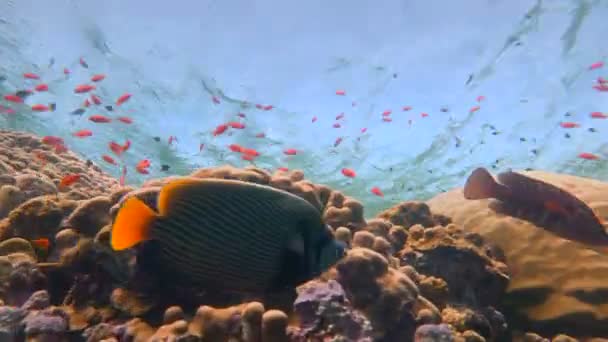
[1,0,607,216]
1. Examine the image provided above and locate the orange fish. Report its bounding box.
[361,128,367,133]
[371,187,384,197]
[89,115,112,123]
[469,106,480,113]
[277,167,289,172]
[590,112,607,119]
[59,174,81,188]
[102,155,117,165]
[35,84,49,92]
[242,148,260,157]
[109,141,124,156]
[74,84,96,93]
[122,140,131,152]
[116,93,131,106]
[382,110,391,117]
[73,129,93,138]
[334,137,343,147]
[255,133,265,138]
[237,113,246,118]
[335,90,346,96]
[119,166,127,186]
[579,152,599,160]
[421,113,428,118]
[23,73,40,80]
[284,148,297,155]
[83,99,91,107]
[336,113,344,120]
[42,136,64,145]
[594,84,608,92]
[3,94,23,103]
[91,74,106,82]
[333,123,341,128]
[213,124,229,136]
[212,96,220,104]
[382,117,392,122]
[31,104,56,112]
[168,136,177,145]
[402,106,412,111]
[242,154,255,161]
[79,57,88,68]
[135,165,149,174]
[262,105,273,111]
[228,121,245,129]
[560,122,580,128]
[91,94,102,105]
[117,116,133,124]
[54,144,68,154]
[31,238,50,250]
[341,168,356,178]
[63,68,70,75]
[229,144,243,153]
[136,159,151,169]
[476,96,485,102]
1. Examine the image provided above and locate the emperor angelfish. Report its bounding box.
[111,177,345,293]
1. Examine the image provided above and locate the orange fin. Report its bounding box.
[111,197,157,250]
[464,167,500,200]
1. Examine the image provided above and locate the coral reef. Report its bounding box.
[0,131,598,341]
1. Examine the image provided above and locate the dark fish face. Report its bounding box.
[316,238,346,275]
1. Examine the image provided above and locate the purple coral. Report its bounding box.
[414,324,455,342]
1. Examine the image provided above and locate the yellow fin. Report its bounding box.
[158,177,205,215]
[111,197,157,250]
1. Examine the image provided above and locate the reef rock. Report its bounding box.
[427,170,608,337]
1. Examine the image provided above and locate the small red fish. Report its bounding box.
[102,155,117,165]
[119,166,127,186]
[333,123,341,128]
[83,99,91,107]
[334,137,343,147]
[590,112,607,119]
[578,152,599,160]
[242,148,260,157]
[476,96,485,102]
[136,159,151,169]
[212,96,220,104]
[79,57,89,68]
[421,113,429,118]
[91,74,106,82]
[122,140,131,152]
[277,167,289,172]
[117,116,133,124]
[74,84,96,93]
[116,93,131,106]
[89,115,112,123]
[255,104,264,110]
[382,110,391,117]
[361,128,367,133]
[341,168,356,178]
[23,73,40,80]
[213,124,229,136]
[54,144,68,154]
[31,238,50,251]
[402,106,412,111]
[228,121,245,129]
[336,113,345,120]
[41,136,64,145]
[382,117,392,122]
[136,166,150,174]
[90,94,102,105]
[312,116,317,123]
[255,133,266,138]
[371,187,384,197]
[59,174,81,188]
[109,141,124,156]
[335,90,346,96]
[560,122,580,128]
[35,84,49,92]
[242,154,255,161]
[237,113,246,118]
[63,68,70,75]
[3,94,23,103]
[168,136,177,145]
[469,106,480,113]
[589,61,604,70]
[229,144,243,153]
[262,105,273,111]
[284,148,297,155]
[31,104,56,112]
[593,84,608,92]
[73,129,93,138]
[598,77,607,84]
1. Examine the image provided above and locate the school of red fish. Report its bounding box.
[0,57,606,197]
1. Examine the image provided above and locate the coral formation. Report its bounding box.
[0,131,600,340]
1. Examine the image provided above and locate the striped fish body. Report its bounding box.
[149,178,326,293]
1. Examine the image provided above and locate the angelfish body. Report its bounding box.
[111,178,345,292]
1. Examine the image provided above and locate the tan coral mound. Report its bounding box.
[426,170,608,336]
